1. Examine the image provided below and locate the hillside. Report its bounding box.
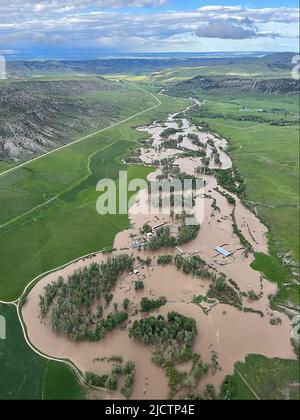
[168,76,299,96]
[0,78,120,161]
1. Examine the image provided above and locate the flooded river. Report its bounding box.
[22,105,296,399]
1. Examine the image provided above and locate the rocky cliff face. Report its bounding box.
[0,79,118,162]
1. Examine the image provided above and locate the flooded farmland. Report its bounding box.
[22,106,296,399]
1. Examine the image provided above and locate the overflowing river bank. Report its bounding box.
[22,105,296,399]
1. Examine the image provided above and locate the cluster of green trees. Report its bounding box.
[164,365,186,396]
[121,360,135,399]
[99,309,124,338]
[134,280,144,290]
[130,312,197,366]
[207,142,222,166]
[270,317,282,325]
[192,295,216,305]
[220,375,236,400]
[165,355,209,397]
[196,109,298,126]
[122,298,130,310]
[214,187,236,205]
[83,360,135,399]
[146,216,200,251]
[187,133,199,142]
[243,307,264,317]
[160,128,179,138]
[152,171,201,191]
[248,290,260,301]
[157,255,173,265]
[140,296,167,312]
[178,134,184,143]
[207,277,242,309]
[214,153,221,166]
[39,276,64,317]
[102,246,117,254]
[84,371,108,388]
[202,157,211,167]
[203,384,218,400]
[215,168,246,197]
[228,278,241,292]
[162,139,180,149]
[174,255,215,280]
[124,155,143,165]
[130,312,207,397]
[136,256,152,267]
[197,149,207,159]
[231,209,253,254]
[146,226,177,250]
[39,255,134,341]
[196,166,214,175]
[183,356,209,389]
[205,194,220,213]
[177,222,200,246]
[141,223,152,234]
[190,136,206,149]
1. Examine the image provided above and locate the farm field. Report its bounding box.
[0,304,45,399]
[0,303,85,399]
[227,355,300,400]
[0,161,14,172]
[42,362,86,400]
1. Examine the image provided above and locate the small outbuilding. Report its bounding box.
[215,246,232,257]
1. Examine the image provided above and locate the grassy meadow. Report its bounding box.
[0,303,85,399]
[227,355,299,400]
[43,362,86,400]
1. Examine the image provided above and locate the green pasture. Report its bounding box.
[0,303,85,400]
[43,362,85,400]
[226,355,299,400]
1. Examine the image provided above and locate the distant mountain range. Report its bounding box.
[5,52,297,78]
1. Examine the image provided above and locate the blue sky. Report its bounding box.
[0,1,298,59]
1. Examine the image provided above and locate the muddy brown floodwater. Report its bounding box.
[22,106,296,400]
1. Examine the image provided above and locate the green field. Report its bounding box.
[226,355,299,400]
[43,362,85,400]
[0,303,85,400]
[0,161,14,172]
[0,85,188,301]
[0,304,45,399]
